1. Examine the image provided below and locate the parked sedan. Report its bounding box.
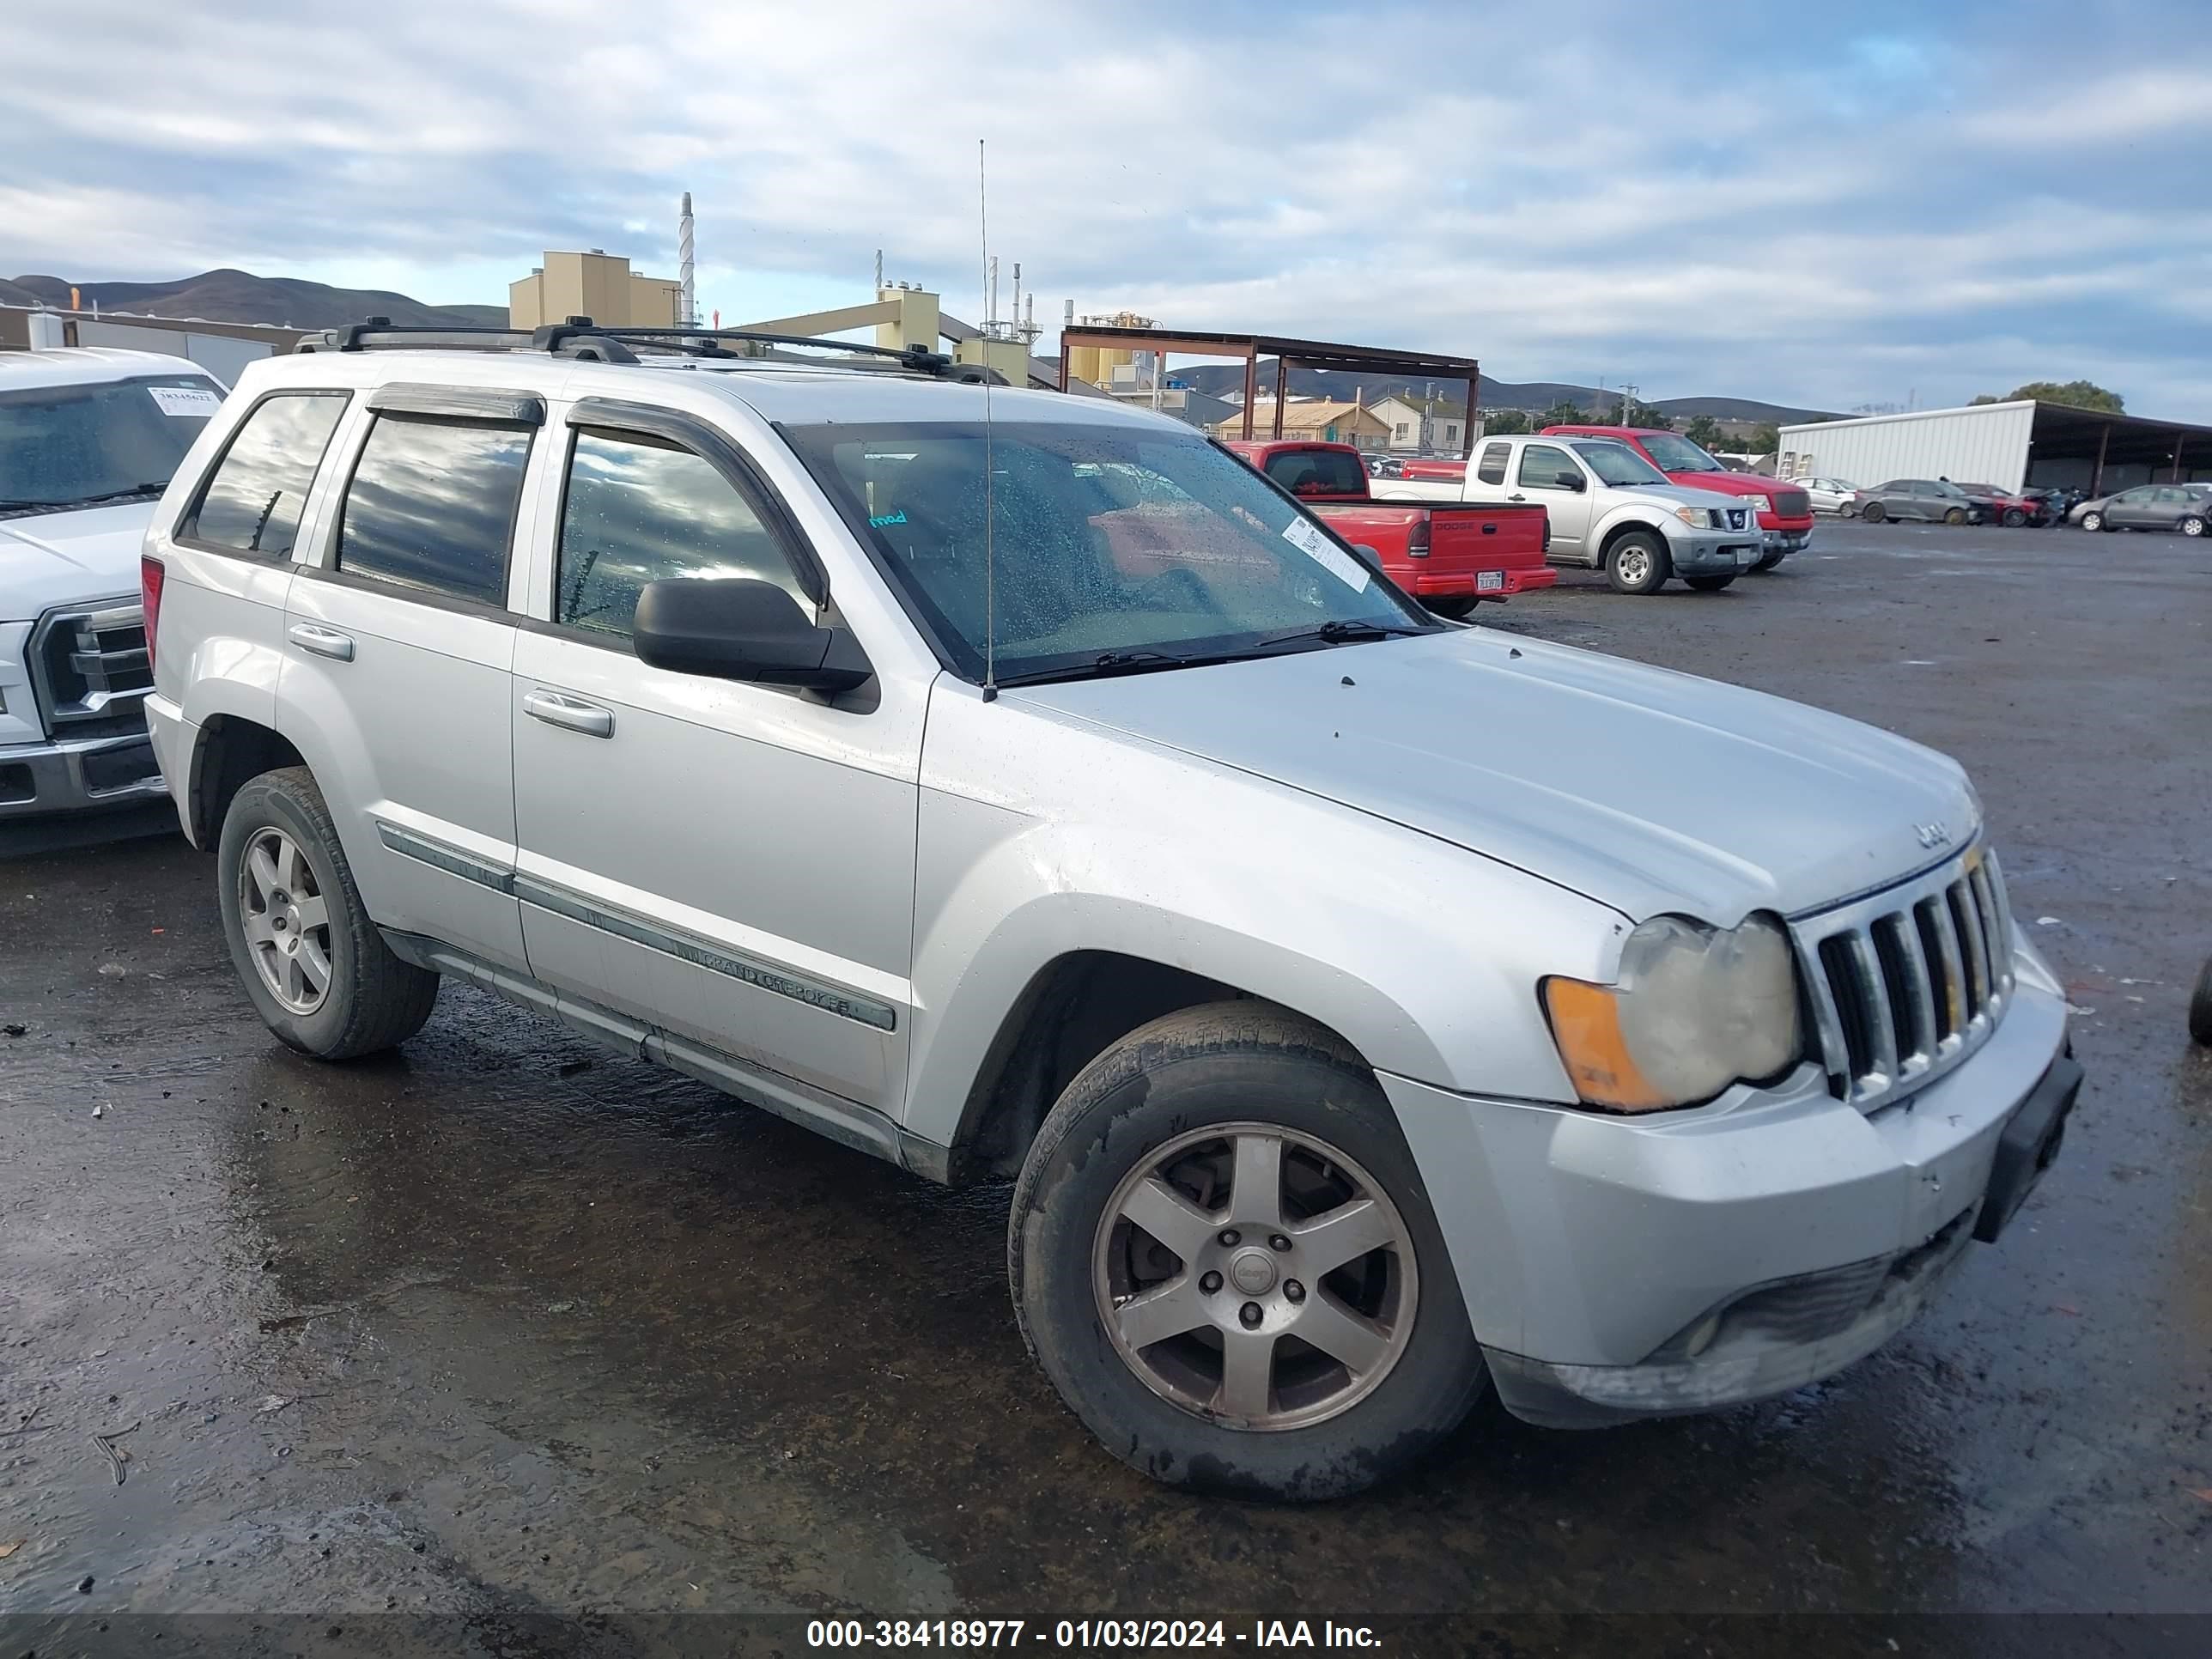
[1795,476,1859,514]
[1850,478,1979,524]
[1958,483,2045,527]
[2074,483,2212,536]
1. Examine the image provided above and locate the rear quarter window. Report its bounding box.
[1476,443,1510,486]
[180,392,350,558]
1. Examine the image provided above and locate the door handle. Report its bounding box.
[523,689,614,738]
[1507,493,1526,501]
[288,623,355,662]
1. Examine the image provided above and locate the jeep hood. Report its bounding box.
[1010,629,1977,926]
[0,503,155,623]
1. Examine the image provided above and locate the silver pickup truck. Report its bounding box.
[2,347,225,835]
[142,325,2080,1499]
[1377,433,1765,594]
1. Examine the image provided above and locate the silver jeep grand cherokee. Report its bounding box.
[141,322,2081,1500]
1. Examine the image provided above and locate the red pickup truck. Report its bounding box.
[1540,425,1814,569]
[1224,440,1552,617]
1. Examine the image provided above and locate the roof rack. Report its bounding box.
[295,316,1005,382]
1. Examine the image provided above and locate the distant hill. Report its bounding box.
[5,269,504,331]
[1169,362,1831,424]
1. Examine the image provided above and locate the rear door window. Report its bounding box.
[1475,443,1510,486]
[556,429,813,641]
[179,392,349,558]
[335,416,532,606]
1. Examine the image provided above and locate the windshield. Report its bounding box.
[1635,432,1727,473]
[782,421,1434,684]
[1568,440,1671,487]
[0,374,224,514]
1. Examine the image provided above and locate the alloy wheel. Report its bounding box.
[1092,1121,1418,1431]
[240,827,333,1016]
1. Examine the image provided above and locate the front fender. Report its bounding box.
[902,684,1625,1147]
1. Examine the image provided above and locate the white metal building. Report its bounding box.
[1779,399,2212,494]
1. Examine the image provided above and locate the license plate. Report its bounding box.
[1735,548,1758,565]
[1476,570,1504,592]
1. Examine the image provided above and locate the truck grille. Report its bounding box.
[1793,848,2014,1113]
[1772,489,1809,518]
[29,599,153,739]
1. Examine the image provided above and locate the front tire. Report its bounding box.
[1008,1003,1486,1500]
[2183,515,2205,538]
[2002,508,2027,527]
[1604,530,1672,595]
[1753,549,1787,572]
[1945,507,1969,525]
[2191,957,2212,1046]
[2081,510,2106,532]
[216,767,440,1060]
[1425,595,1480,620]
[1684,574,1737,592]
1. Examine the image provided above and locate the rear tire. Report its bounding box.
[2002,508,2027,527]
[216,767,440,1060]
[1425,595,1480,620]
[1603,530,1672,595]
[1684,574,1737,592]
[1862,501,1887,523]
[1008,1002,1486,1500]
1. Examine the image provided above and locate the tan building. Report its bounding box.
[1209,399,1393,450]
[509,250,682,331]
[1368,393,1468,454]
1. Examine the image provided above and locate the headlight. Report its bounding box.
[1542,915,1802,1111]
[1671,505,1713,529]
[1745,493,1771,513]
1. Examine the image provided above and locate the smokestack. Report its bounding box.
[678,191,696,327]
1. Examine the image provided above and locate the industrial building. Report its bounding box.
[1778,399,2212,494]
[0,304,301,381]
[509,250,683,331]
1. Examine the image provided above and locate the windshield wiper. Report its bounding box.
[1242,618,1430,653]
[64,483,170,507]
[989,647,1248,688]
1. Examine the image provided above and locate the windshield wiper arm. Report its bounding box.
[64,483,170,507]
[988,647,1244,688]
[1242,618,1430,653]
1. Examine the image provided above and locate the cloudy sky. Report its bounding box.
[5,0,2209,416]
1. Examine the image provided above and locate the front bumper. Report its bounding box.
[1379,943,2074,1427]
[0,726,168,823]
[1663,529,1764,574]
[1761,528,1812,554]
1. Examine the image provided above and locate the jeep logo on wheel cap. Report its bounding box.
[1228,1249,1279,1297]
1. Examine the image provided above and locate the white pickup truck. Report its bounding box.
[2,346,226,836]
[1376,434,1765,595]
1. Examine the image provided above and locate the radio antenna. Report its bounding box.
[979,137,999,702]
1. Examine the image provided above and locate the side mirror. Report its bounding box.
[1553,470,1587,492]
[633,577,872,692]
[1347,544,1389,580]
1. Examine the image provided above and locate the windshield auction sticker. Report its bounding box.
[1280,516,1371,590]
[147,386,223,418]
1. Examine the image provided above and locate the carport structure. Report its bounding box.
[2023,401,2212,493]
[1055,325,1481,459]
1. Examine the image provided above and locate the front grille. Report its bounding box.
[1772,489,1809,518]
[1794,848,2015,1112]
[29,599,151,739]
